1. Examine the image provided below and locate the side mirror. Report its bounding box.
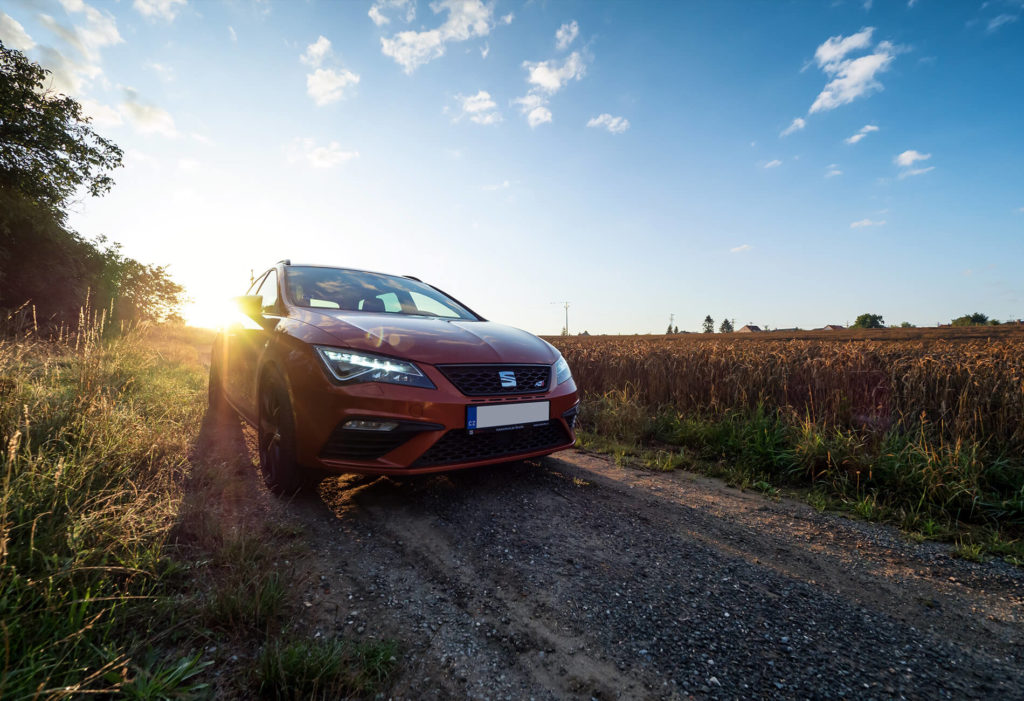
[233,295,263,319]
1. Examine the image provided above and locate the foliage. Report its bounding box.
[952,313,990,327]
[0,41,123,215]
[0,44,183,326]
[702,314,714,333]
[719,318,734,333]
[900,321,915,328]
[852,313,884,329]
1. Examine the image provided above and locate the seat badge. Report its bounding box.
[499,370,517,389]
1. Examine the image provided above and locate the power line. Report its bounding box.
[550,301,570,335]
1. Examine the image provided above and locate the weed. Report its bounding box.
[255,637,397,700]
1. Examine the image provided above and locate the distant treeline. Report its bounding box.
[0,42,183,329]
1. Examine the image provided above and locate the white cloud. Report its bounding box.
[480,43,489,59]
[845,123,879,144]
[120,87,177,136]
[133,0,187,22]
[41,2,122,62]
[228,26,237,42]
[306,68,360,106]
[190,132,213,144]
[805,28,899,115]
[455,90,501,125]
[145,61,175,81]
[368,0,415,27]
[587,113,630,134]
[988,14,1019,32]
[177,158,199,171]
[500,13,514,25]
[481,180,510,191]
[34,45,100,94]
[825,164,842,178]
[80,98,123,127]
[895,149,930,167]
[814,27,874,72]
[810,43,897,113]
[850,218,885,228]
[513,94,552,128]
[780,117,805,137]
[863,0,873,9]
[287,138,359,168]
[899,166,934,179]
[523,51,586,93]
[380,0,495,73]
[0,12,35,51]
[301,36,332,67]
[730,244,752,253]
[763,159,782,168]
[555,20,579,50]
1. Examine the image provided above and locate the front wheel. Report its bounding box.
[258,377,317,495]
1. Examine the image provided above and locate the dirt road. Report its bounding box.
[208,411,1023,699]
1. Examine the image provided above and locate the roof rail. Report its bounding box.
[277,259,292,266]
[403,274,422,282]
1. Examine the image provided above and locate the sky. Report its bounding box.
[2,0,1023,334]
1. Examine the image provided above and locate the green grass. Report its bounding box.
[577,389,1024,564]
[1,321,397,697]
[255,638,398,700]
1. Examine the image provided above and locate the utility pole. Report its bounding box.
[551,301,571,335]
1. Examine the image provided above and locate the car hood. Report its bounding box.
[296,310,559,365]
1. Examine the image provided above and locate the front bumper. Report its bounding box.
[289,361,579,476]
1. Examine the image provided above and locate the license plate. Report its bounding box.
[466,401,549,434]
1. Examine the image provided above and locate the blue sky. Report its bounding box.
[2,0,1022,332]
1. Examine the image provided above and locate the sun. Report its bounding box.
[182,298,233,329]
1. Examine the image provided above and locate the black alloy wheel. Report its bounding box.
[258,377,310,495]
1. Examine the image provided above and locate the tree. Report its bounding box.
[0,44,183,326]
[1,42,123,217]
[702,315,714,333]
[899,321,915,328]
[666,324,673,335]
[951,313,989,327]
[719,318,734,333]
[673,325,679,334]
[852,313,884,329]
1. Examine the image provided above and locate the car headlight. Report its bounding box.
[554,356,572,385]
[314,346,435,389]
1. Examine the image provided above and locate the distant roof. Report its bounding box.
[820,324,845,330]
[737,324,762,332]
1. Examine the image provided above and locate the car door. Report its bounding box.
[225,269,278,420]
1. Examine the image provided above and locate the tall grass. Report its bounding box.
[553,335,1024,547]
[0,313,206,697]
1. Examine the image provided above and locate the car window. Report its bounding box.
[284,267,479,320]
[258,269,279,313]
[409,291,461,318]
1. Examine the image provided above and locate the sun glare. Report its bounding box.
[183,298,233,329]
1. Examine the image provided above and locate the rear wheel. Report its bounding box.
[258,376,318,495]
[207,356,232,420]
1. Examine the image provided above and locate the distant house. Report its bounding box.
[819,324,845,331]
[737,324,762,333]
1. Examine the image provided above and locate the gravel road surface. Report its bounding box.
[235,444,1022,700]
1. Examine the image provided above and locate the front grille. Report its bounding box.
[438,364,551,396]
[413,420,570,467]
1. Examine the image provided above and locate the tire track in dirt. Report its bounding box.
[253,448,1023,699]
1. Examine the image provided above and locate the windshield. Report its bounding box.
[284,267,479,321]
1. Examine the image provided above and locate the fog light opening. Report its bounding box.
[343,419,400,432]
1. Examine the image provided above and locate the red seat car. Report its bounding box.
[209,261,579,492]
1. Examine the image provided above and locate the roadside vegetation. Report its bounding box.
[0,314,395,698]
[552,333,1024,563]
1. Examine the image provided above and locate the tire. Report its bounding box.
[258,375,318,495]
[207,356,232,421]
